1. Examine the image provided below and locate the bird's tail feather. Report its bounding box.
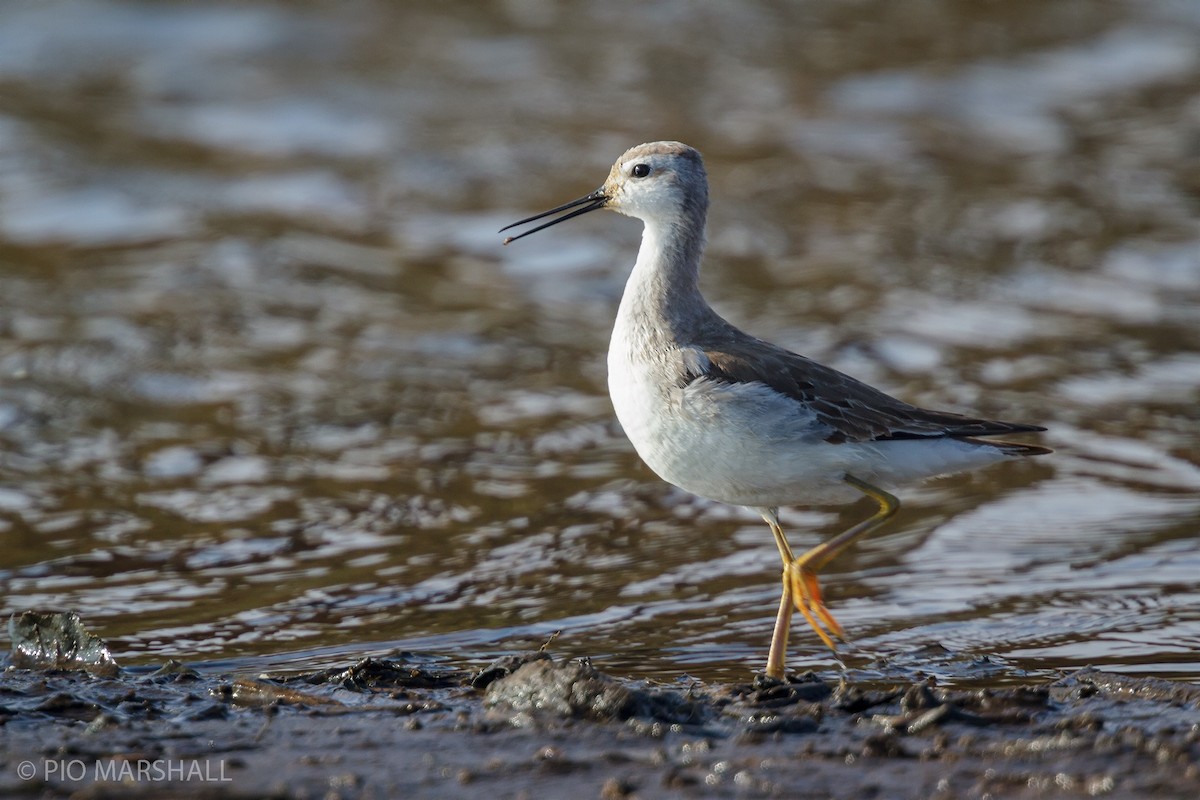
[961,437,1052,457]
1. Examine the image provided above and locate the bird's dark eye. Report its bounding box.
[631,163,651,178]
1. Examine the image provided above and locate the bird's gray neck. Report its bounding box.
[615,213,712,347]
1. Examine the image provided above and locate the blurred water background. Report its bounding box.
[1,0,1198,683]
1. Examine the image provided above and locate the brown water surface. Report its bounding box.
[1,0,1198,684]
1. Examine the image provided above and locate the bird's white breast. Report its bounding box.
[606,324,852,506]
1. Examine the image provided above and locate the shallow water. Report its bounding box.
[1,0,1198,685]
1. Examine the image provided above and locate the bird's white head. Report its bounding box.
[601,141,709,224]
[500,141,709,244]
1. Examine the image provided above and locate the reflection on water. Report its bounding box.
[1,0,1198,684]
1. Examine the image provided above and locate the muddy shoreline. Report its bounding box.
[3,647,1199,799]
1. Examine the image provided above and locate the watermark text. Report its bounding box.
[18,758,232,783]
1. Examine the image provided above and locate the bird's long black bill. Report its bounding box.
[500,189,607,244]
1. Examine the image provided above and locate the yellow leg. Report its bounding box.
[765,577,791,680]
[762,475,900,676]
[764,507,793,680]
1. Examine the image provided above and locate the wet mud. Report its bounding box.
[3,648,1199,799]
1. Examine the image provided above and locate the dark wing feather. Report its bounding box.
[687,338,1046,446]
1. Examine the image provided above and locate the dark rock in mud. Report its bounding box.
[470,650,551,689]
[7,611,120,678]
[485,656,702,724]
